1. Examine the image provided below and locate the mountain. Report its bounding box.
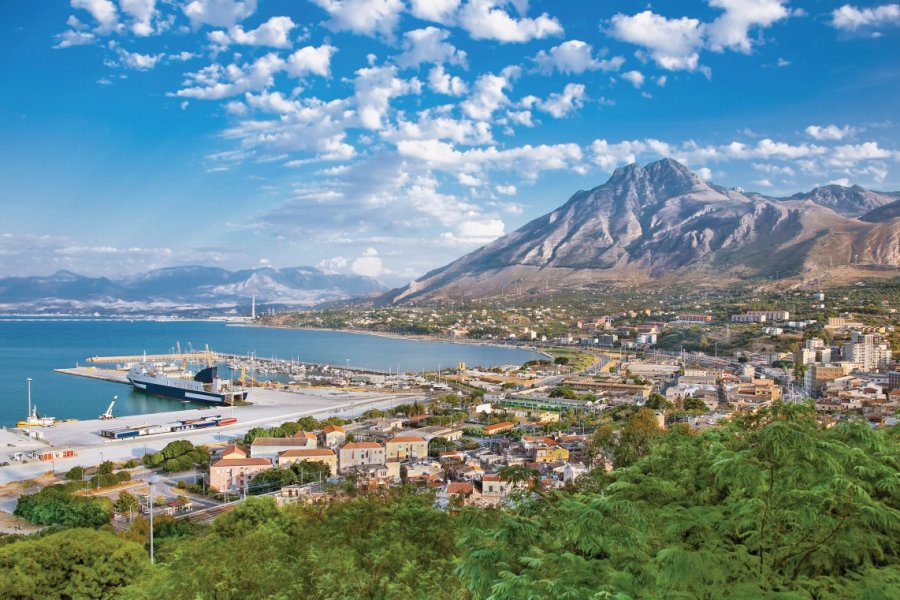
[860,198,900,223]
[784,184,899,217]
[386,159,900,304]
[0,266,387,315]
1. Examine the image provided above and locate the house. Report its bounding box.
[484,421,516,435]
[440,482,480,506]
[250,436,318,462]
[220,445,247,459]
[369,417,406,434]
[534,445,570,463]
[385,435,428,461]
[414,425,463,442]
[209,458,272,492]
[339,441,386,473]
[274,484,328,507]
[322,425,346,447]
[480,474,516,500]
[277,448,337,475]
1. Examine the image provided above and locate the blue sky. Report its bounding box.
[1,1,898,284]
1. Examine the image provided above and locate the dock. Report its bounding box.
[87,351,214,364]
[54,367,130,384]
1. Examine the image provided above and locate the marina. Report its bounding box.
[0,318,542,427]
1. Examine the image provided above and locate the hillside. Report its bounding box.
[386,159,900,304]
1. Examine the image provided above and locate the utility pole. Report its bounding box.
[148,474,159,564]
[26,378,32,422]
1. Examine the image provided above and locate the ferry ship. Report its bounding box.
[127,364,248,405]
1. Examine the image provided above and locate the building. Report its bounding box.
[277,448,337,474]
[220,445,247,460]
[636,332,657,345]
[483,421,516,435]
[322,425,346,448]
[339,441,386,473]
[415,425,463,442]
[209,457,272,492]
[805,364,848,394]
[385,436,428,461]
[534,445,570,463]
[843,332,892,372]
[481,474,516,500]
[890,371,900,391]
[731,310,790,323]
[677,314,714,323]
[250,435,317,462]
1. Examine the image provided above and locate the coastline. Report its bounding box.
[247,322,553,358]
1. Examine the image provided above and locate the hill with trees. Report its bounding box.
[0,403,897,599]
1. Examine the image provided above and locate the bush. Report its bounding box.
[14,485,113,527]
[142,452,164,468]
[64,466,85,481]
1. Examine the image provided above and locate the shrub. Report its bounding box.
[14,485,113,527]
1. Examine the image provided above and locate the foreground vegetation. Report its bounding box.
[1,404,897,599]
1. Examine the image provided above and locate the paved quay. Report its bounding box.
[0,386,424,485]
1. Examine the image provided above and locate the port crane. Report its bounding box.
[100,396,117,420]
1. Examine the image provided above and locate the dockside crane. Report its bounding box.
[100,395,117,420]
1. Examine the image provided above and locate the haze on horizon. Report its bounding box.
[1,0,898,286]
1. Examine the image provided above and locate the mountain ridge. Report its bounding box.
[0,266,386,314]
[383,159,900,304]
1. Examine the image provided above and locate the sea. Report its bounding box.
[0,318,541,427]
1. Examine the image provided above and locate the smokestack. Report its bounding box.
[251,294,256,320]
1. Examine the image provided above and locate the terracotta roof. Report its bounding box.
[524,436,557,445]
[293,431,317,440]
[323,425,346,433]
[482,474,502,481]
[279,448,335,457]
[252,437,314,447]
[341,442,383,450]
[221,444,246,457]
[446,482,474,495]
[387,435,426,443]
[211,458,271,468]
[484,421,515,432]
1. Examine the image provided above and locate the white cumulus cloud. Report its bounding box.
[532,40,624,75]
[311,0,405,39]
[184,0,258,28]
[831,4,900,32]
[458,0,563,43]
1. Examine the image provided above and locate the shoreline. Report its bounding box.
[247,322,553,359]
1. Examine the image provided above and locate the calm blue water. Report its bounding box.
[0,319,539,427]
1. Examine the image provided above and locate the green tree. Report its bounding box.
[458,403,900,599]
[250,468,297,493]
[14,485,113,528]
[0,528,146,600]
[142,452,164,468]
[613,407,663,468]
[291,460,331,483]
[114,491,139,514]
[428,436,456,457]
[64,466,85,481]
[682,396,707,411]
[97,460,114,475]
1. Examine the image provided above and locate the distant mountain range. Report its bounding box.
[0,266,387,315]
[384,159,900,304]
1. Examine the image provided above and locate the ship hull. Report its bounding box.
[129,378,248,405]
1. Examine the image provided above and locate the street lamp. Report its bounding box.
[148,474,160,564]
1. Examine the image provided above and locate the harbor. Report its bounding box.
[0,385,427,484]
